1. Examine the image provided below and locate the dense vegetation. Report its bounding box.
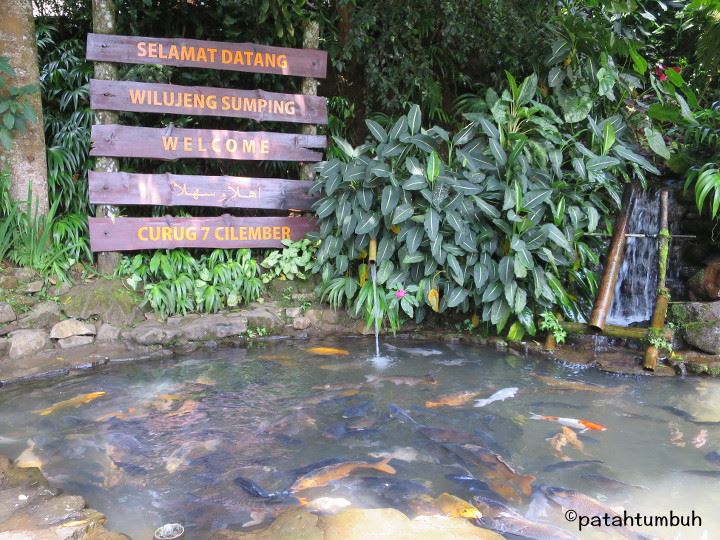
[1,0,719,334]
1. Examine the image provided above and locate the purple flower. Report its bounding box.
[395,289,406,299]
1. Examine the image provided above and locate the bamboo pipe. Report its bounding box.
[558,321,673,341]
[643,190,671,371]
[588,182,637,331]
[368,239,377,265]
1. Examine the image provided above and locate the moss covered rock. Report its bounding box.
[60,279,144,326]
[673,301,720,354]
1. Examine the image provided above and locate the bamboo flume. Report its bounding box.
[588,182,637,331]
[643,190,671,371]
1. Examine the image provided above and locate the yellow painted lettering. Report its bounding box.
[161,136,178,151]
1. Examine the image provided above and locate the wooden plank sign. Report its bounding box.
[90,125,326,161]
[89,216,317,251]
[90,79,328,124]
[89,172,318,210]
[87,33,327,78]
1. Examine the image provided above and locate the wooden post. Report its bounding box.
[588,182,637,331]
[92,0,121,274]
[643,190,671,370]
[299,18,320,182]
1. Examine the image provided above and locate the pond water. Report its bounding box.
[0,340,719,539]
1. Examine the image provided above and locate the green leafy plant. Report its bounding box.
[647,326,672,353]
[260,238,317,283]
[118,248,263,318]
[0,56,38,150]
[539,311,567,345]
[311,75,653,336]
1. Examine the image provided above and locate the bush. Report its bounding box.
[311,73,658,338]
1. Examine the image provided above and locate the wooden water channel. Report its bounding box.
[545,185,685,372]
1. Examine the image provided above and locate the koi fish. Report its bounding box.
[425,390,484,408]
[290,457,395,492]
[529,413,607,432]
[548,431,570,461]
[34,391,107,416]
[532,374,627,394]
[562,426,585,453]
[474,387,518,408]
[366,374,437,386]
[234,458,396,499]
[305,347,350,356]
[692,429,708,449]
[433,492,482,519]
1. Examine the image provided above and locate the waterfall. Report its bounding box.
[607,187,680,326]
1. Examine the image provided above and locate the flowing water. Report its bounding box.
[607,188,682,326]
[0,341,719,539]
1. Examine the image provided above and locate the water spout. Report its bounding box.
[370,263,380,358]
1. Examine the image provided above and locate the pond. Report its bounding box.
[0,339,718,539]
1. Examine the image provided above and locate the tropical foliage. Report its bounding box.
[310,72,658,337]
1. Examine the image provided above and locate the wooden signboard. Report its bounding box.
[87,33,327,78]
[89,216,317,251]
[89,79,328,124]
[90,125,326,161]
[89,172,318,210]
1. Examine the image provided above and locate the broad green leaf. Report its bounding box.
[381,185,400,216]
[369,160,391,177]
[445,210,464,233]
[478,116,499,139]
[447,287,469,308]
[545,39,571,65]
[407,104,421,135]
[388,116,408,140]
[315,198,336,219]
[426,151,440,183]
[489,138,507,167]
[514,287,527,314]
[548,66,565,88]
[357,188,373,210]
[644,126,670,160]
[332,135,355,157]
[628,45,648,74]
[613,145,660,174]
[524,189,552,210]
[355,212,379,235]
[542,223,572,253]
[405,226,423,254]
[365,119,387,143]
[325,173,341,195]
[447,253,465,285]
[587,206,599,233]
[482,281,503,303]
[517,73,538,105]
[561,95,593,123]
[499,255,514,285]
[473,263,488,289]
[392,204,414,224]
[602,122,616,155]
[424,209,440,240]
[586,155,620,171]
[402,175,427,190]
[597,67,615,98]
[490,298,510,329]
[377,235,395,262]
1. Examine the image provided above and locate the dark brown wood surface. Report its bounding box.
[86,33,327,78]
[89,171,318,210]
[90,125,326,161]
[89,215,317,251]
[89,79,328,124]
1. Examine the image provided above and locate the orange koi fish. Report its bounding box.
[289,457,395,492]
[305,347,350,356]
[530,413,607,432]
[425,390,483,408]
[34,392,107,416]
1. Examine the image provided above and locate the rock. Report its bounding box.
[25,280,44,294]
[0,275,19,289]
[126,323,183,346]
[14,268,37,281]
[688,260,720,301]
[178,313,247,341]
[0,302,16,324]
[212,507,504,540]
[58,336,95,349]
[96,324,121,342]
[0,337,8,356]
[285,307,302,319]
[8,330,50,358]
[293,317,312,330]
[60,279,144,326]
[0,494,86,530]
[48,281,72,297]
[673,301,720,354]
[50,319,97,339]
[19,302,63,329]
[244,305,282,330]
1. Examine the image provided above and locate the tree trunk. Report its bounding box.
[92,0,121,274]
[299,18,320,182]
[0,0,49,215]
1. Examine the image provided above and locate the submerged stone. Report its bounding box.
[212,507,505,540]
